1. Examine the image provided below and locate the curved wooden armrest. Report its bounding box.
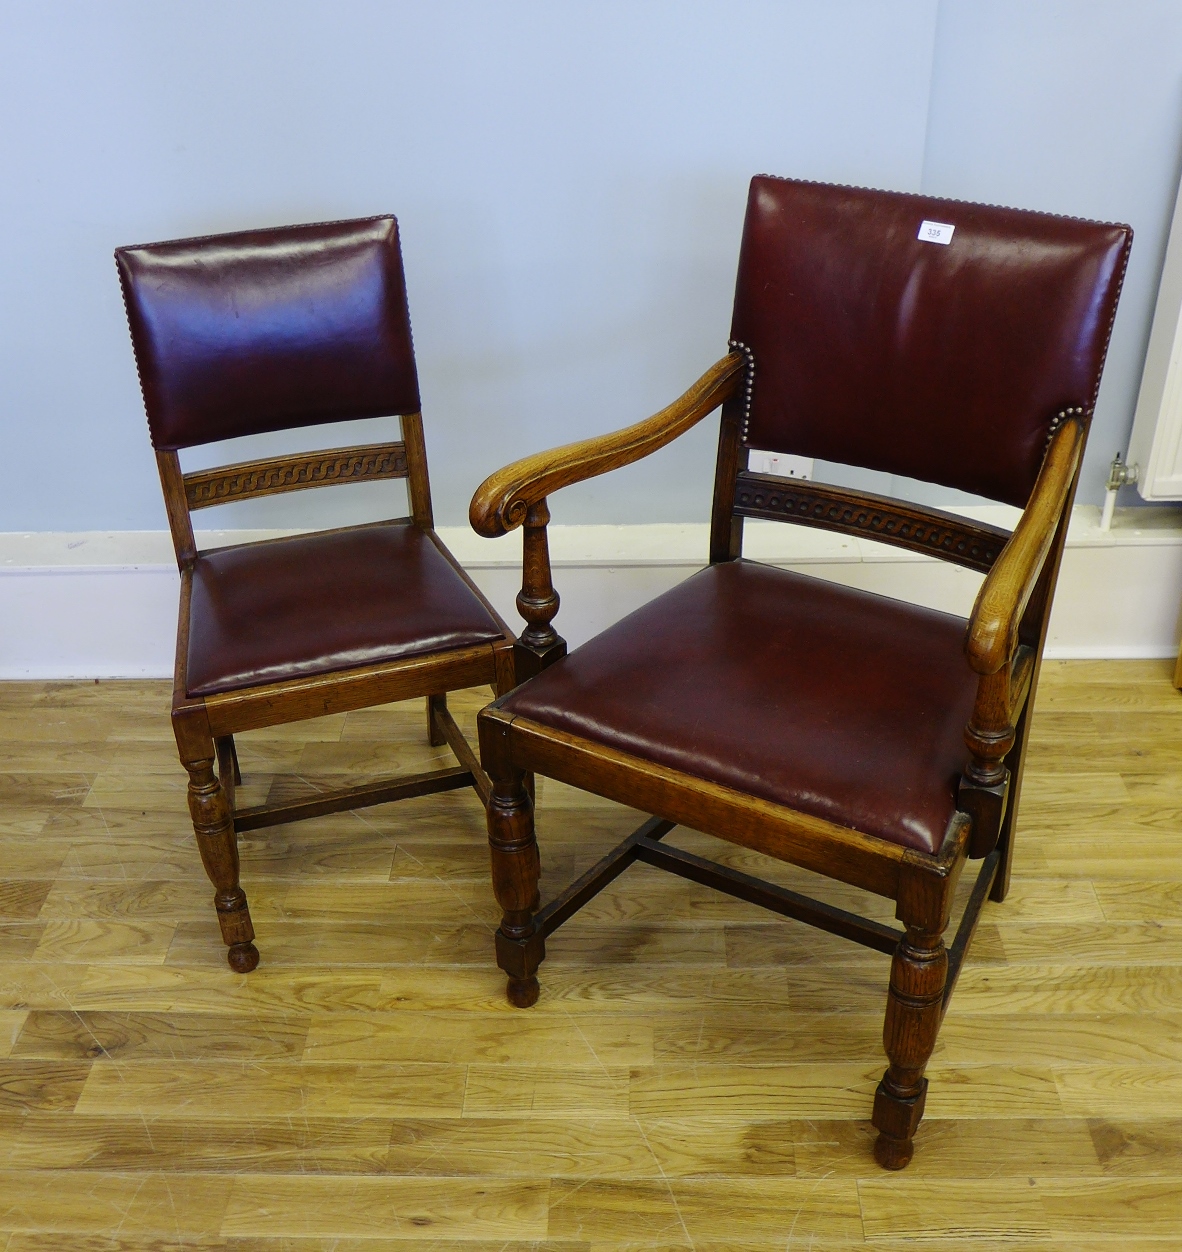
[966,416,1085,676]
[470,352,746,537]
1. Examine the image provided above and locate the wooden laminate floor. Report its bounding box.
[0,660,1180,1249]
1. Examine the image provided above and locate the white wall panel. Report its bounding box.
[0,0,939,533]
[3,512,1178,679]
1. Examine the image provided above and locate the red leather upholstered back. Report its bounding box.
[730,178,1132,507]
[116,216,420,451]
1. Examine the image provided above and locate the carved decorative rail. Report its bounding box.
[185,442,408,509]
[734,471,1010,574]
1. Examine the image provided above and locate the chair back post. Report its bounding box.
[400,411,435,529]
[513,498,567,681]
[960,409,1090,866]
[156,450,197,567]
[709,398,749,563]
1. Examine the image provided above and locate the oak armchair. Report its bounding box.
[470,177,1131,1169]
[117,216,517,971]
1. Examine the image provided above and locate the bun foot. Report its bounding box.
[873,1131,913,1170]
[507,975,539,1007]
[228,941,260,973]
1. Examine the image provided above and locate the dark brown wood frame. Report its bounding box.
[469,351,1087,1169]
[162,412,518,972]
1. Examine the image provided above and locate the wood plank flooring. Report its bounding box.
[0,660,1179,1248]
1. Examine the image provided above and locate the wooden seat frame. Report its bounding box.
[161,417,518,972]
[469,350,1087,1169]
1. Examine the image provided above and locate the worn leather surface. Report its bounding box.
[732,177,1132,508]
[116,216,420,450]
[500,560,979,854]
[186,523,504,697]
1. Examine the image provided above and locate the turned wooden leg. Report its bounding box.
[873,926,947,1169]
[183,757,258,973]
[426,694,448,747]
[486,763,543,1007]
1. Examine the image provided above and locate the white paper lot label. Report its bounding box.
[918,220,955,245]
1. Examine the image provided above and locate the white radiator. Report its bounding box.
[1130,167,1182,500]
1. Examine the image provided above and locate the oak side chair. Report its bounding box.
[116,215,518,972]
[470,178,1132,1169]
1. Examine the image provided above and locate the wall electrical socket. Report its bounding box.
[746,449,814,480]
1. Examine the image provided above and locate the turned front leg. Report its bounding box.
[183,758,259,973]
[486,763,544,1007]
[873,926,947,1169]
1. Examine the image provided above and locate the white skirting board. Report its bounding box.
[1,506,1180,679]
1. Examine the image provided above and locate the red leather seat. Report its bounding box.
[187,523,505,697]
[499,560,977,855]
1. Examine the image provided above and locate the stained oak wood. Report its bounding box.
[156,407,516,971]
[708,398,748,562]
[0,666,1179,1244]
[154,450,196,566]
[471,331,1091,1168]
[232,764,474,831]
[469,352,745,537]
[632,831,905,954]
[182,441,409,509]
[133,219,519,974]
[734,470,1009,573]
[967,414,1084,675]
[400,410,434,529]
[200,643,501,737]
[497,709,907,898]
